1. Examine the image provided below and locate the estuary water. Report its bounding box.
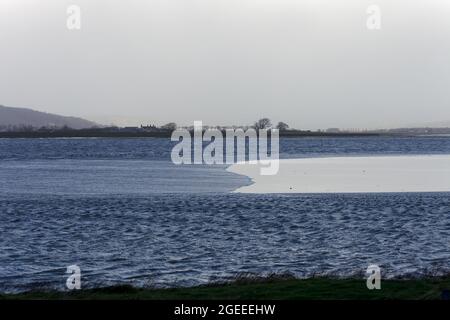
[1,136,450,292]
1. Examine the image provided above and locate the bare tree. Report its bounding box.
[253,118,272,130]
[276,121,289,131]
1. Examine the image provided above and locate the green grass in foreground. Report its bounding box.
[2,276,450,300]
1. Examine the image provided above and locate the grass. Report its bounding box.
[2,274,450,300]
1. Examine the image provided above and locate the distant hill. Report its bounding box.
[421,121,450,128]
[405,120,450,128]
[0,105,99,129]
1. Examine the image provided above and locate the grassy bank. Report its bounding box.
[2,276,450,300]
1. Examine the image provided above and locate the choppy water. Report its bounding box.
[1,135,450,161]
[1,137,450,292]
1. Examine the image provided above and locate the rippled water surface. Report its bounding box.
[1,137,450,292]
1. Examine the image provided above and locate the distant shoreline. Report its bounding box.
[0,130,396,139]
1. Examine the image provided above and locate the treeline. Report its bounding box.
[0,118,290,133]
[0,124,174,133]
[7,118,439,138]
[177,118,291,131]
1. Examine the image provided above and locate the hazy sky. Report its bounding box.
[1,0,450,129]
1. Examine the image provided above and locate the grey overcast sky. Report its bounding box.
[1,0,450,129]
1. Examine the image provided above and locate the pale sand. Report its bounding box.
[227,155,450,193]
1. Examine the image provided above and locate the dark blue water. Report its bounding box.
[1,136,450,161]
[1,136,450,292]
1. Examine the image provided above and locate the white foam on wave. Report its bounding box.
[227,155,450,193]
